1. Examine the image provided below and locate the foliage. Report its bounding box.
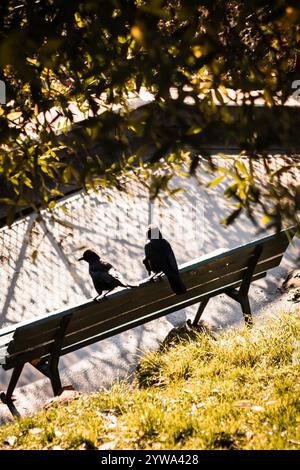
[0,310,299,450]
[0,1,299,227]
[207,155,300,231]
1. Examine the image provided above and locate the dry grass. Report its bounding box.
[0,310,299,450]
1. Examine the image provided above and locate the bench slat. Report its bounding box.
[5,250,284,356]
[2,343,52,370]
[0,229,295,341]
[180,228,294,273]
[60,257,277,350]
[0,332,14,348]
[12,317,64,342]
[60,272,267,358]
[66,250,283,336]
[3,272,266,370]
[7,326,61,355]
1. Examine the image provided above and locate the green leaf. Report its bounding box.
[127,156,136,164]
[235,161,248,176]
[208,174,227,188]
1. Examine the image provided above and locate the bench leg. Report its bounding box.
[193,299,209,326]
[30,358,63,396]
[0,364,24,403]
[240,295,253,328]
[226,289,253,327]
[49,361,63,396]
[48,313,72,396]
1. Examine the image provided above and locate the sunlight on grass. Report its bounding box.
[0,310,299,449]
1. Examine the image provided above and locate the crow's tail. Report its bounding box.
[166,273,187,295]
[119,281,139,288]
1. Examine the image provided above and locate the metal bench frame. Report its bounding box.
[193,245,263,327]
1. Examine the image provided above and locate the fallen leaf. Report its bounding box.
[30,428,42,435]
[234,400,252,408]
[106,422,117,430]
[251,405,265,412]
[4,435,17,446]
[98,442,115,450]
[288,439,300,446]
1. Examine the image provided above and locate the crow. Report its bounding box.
[143,225,187,295]
[78,249,134,301]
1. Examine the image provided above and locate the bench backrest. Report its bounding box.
[0,227,296,370]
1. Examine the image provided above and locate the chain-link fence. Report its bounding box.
[0,156,298,328]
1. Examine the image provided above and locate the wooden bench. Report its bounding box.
[0,227,296,404]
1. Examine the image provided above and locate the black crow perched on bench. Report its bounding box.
[78,249,134,301]
[143,225,187,295]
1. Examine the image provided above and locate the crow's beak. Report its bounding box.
[78,257,84,261]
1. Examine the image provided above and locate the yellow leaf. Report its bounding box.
[235,161,248,175]
[261,215,271,225]
[7,111,22,120]
[75,12,85,28]
[208,174,226,188]
[187,126,202,135]
[192,46,202,58]
[131,25,143,43]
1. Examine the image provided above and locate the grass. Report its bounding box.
[0,311,299,450]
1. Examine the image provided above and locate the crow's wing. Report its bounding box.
[143,248,152,274]
[144,241,151,258]
[164,240,179,273]
[144,242,153,272]
[99,260,113,271]
[90,260,113,275]
[91,270,115,284]
[143,258,151,274]
[92,270,124,292]
[108,267,126,286]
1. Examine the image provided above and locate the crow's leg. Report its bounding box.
[93,291,102,302]
[100,288,115,301]
[153,272,164,281]
[148,272,163,282]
